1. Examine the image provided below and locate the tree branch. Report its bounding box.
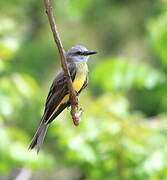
[43,0,82,126]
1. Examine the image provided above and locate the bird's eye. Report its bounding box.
[76,51,82,55]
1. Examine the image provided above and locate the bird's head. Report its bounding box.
[66,45,97,63]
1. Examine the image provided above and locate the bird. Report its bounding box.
[28,45,97,152]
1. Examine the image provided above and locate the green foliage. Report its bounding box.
[149,11,167,67]
[91,58,166,92]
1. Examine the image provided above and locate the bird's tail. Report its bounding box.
[28,121,48,153]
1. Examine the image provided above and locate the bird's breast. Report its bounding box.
[73,63,88,92]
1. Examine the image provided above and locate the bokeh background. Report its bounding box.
[1,0,167,179]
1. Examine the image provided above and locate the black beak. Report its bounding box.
[84,50,97,56]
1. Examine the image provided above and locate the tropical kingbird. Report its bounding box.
[29,45,97,152]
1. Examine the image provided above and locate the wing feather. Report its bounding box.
[43,63,76,122]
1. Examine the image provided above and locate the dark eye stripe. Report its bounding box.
[76,51,82,55]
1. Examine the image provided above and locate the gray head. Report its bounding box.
[66,45,97,63]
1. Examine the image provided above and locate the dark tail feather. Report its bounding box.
[29,103,69,153]
[28,122,48,153]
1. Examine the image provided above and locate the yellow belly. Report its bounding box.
[73,62,88,92]
[73,77,86,92]
[60,77,86,104]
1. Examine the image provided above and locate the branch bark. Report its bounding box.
[43,0,82,126]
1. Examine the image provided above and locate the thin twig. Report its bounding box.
[43,0,82,126]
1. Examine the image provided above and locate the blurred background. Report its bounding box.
[1,0,167,179]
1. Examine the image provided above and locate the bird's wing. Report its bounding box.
[43,63,77,122]
[47,67,89,124]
